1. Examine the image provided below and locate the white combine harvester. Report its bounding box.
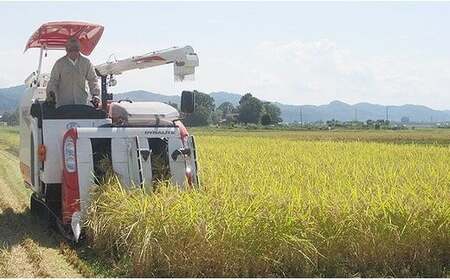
[19,21,200,241]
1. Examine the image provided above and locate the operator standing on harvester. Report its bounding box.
[21,21,200,241]
[46,37,101,107]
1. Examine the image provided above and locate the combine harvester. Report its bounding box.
[19,21,200,241]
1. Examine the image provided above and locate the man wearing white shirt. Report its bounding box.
[46,37,100,107]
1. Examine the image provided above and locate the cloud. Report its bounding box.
[241,39,377,104]
[233,39,450,109]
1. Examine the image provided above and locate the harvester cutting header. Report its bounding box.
[19,21,200,241]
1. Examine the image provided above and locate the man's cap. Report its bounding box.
[65,37,81,52]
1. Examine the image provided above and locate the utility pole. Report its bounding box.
[385,106,389,122]
[299,107,303,126]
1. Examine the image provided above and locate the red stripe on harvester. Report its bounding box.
[61,128,80,224]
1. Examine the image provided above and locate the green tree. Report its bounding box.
[261,114,272,125]
[238,93,263,124]
[262,102,282,124]
[1,109,19,126]
[218,102,236,117]
[184,91,215,126]
[211,109,223,124]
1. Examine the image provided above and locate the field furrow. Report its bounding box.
[0,135,82,278]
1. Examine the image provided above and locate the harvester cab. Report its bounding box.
[19,21,200,241]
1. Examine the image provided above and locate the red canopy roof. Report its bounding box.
[25,21,104,56]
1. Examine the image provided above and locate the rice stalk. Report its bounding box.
[86,134,450,277]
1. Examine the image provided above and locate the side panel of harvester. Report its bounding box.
[19,87,44,189]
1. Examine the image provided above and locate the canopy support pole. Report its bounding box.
[36,47,44,79]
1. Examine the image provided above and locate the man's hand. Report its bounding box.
[91,96,101,108]
[46,91,56,107]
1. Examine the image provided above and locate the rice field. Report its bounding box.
[86,129,450,277]
[0,127,20,156]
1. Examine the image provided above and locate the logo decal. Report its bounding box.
[144,129,175,135]
[66,122,79,129]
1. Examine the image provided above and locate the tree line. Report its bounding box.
[0,109,19,126]
[181,91,282,127]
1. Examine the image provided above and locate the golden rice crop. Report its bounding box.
[86,133,450,277]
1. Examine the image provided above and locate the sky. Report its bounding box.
[1,1,450,109]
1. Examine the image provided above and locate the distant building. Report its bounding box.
[219,113,239,125]
[401,116,410,123]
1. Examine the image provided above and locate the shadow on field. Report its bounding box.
[0,207,62,251]
[0,206,109,277]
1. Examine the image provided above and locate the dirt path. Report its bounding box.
[0,148,83,278]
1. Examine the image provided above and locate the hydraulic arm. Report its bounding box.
[95,46,199,81]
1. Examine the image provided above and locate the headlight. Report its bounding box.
[64,137,76,172]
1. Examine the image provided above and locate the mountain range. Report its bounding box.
[0,85,27,113]
[1,85,450,123]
